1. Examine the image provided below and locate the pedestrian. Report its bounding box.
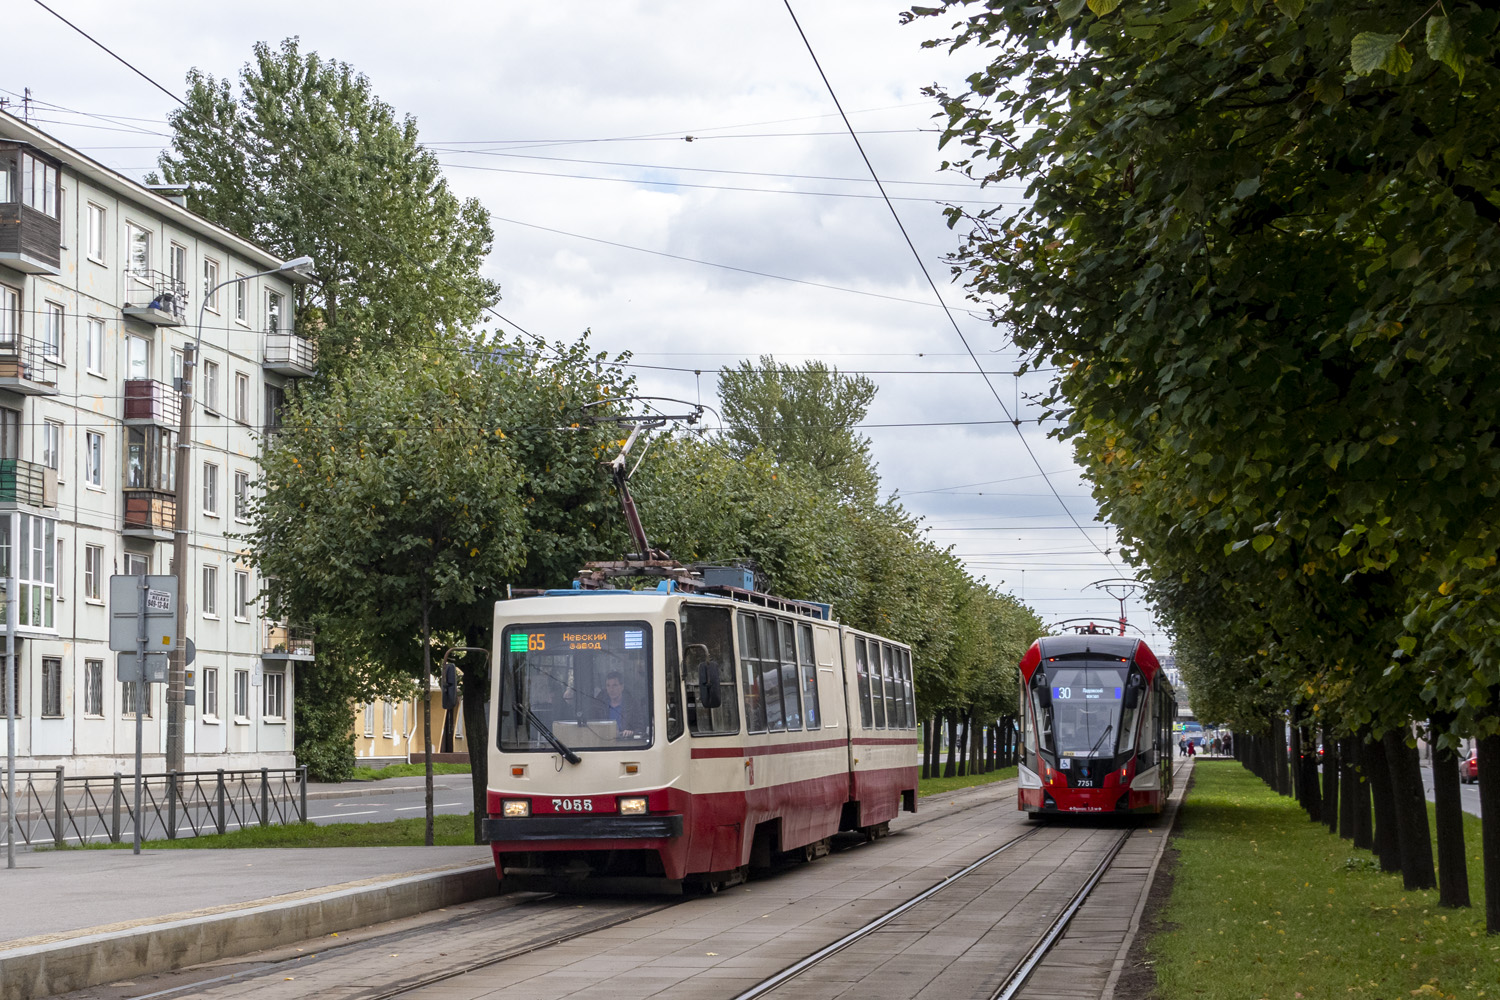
[1178,737,1186,757]
[1187,740,1196,757]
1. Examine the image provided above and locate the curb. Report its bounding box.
[0,861,499,1000]
[1099,757,1194,1000]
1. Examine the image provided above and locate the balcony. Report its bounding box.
[0,335,59,395]
[0,459,57,509]
[124,379,181,426]
[122,270,187,326]
[263,622,314,661]
[264,332,317,378]
[0,202,61,276]
[123,491,176,541]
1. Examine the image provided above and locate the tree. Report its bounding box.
[250,349,528,844]
[718,356,879,501]
[154,38,499,371]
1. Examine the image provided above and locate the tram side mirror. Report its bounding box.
[1123,674,1145,710]
[441,662,460,711]
[1035,684,1051,710]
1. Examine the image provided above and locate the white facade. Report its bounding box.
[0,111,314,773]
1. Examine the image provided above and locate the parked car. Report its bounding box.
[1460,750,1479,784]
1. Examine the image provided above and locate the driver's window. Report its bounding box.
[682,604,739,736]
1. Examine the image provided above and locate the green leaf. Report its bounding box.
[1233,176,1261,200]
[1350,32,1410,76]
[1057,0,1087,19]
[1087,0,1122,16]
[1272,0,1303,20]
[1425,15,1465,81]
[1390,243,1421,270]
[1251,534,1275,552]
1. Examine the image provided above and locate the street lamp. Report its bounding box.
[165,255,315,774]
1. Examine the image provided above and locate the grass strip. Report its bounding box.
[919,765,1016,797]
[1151,761,1497,999]
[69,813,480,849]
[343,762,472,781]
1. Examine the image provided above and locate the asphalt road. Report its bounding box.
[1418,761,1482,818]
[304,777,477,826]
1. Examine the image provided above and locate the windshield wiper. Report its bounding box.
[1087,723,1114,758]
[522,704,581,765]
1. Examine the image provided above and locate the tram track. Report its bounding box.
[730,822,1134,1000]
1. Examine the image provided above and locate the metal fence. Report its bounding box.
[0,766,307,848]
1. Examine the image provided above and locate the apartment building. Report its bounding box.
[0,110,316,773]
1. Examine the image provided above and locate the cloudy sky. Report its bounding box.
[6,0,1164,645]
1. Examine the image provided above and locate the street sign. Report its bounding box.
[109,575,178,652]
[117,652,169,684]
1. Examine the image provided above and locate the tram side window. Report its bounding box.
[798,623,820,730]
[739,613,768,733]
[759,617,787,732]
[901,649,914,729]
[868,640,887,728]
[779,619,803,731]
[885,645,903,729]
[854,638,874,728]
[1117,672,1143,756]
[682,604,740,736]
[664,621,685,742]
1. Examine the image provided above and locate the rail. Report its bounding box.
[0,766,307,848]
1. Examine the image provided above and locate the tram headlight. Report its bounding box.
[501,799,530,818]
[618,796,648,815]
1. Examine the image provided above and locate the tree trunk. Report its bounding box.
[1476,732,1500,933]
[462,627,489,845]
[1382,730,1436,890]
[1321,727,1338,834]
[1429,726,1470,908]
[1274,714,1291,796]
[1351,736,1373,851]
[957,710,971,776]
[1296,717,1320,823]
[1365,736,1401,873]
[421,599,434,847]
[943,713,958,778]
[921,715,935,780]
[1289,719,1303,803]
[1338,736,1357,841]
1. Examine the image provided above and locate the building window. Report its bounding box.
[124,553,148,577]
[264,670,285,720]
[363,702,374,737]
[169,243,187,293]
[382,701,394,737]
[86,318,104,373]
[125,426,175,491]
[41,657,61,717]
[234,470,250,519]
[235,372,250,423]
[202,666,218,719]
[121,680,150,717]
[15,152,59,217]
[234,570,250,620]
[1,513,57,630]
[84,544,102,600]
[86,204,106,263]
[0,286,17,347]
[201,565,217,616]
[0,407,18,460]
[43,301,63,359]
[233,669,250,720]
[84,659,103,717]
[203,360,219,413]
[84,432,102,487]
[203,258,219,313]
[126,224,150,280]
[264,383,285,435]
[172,348,185,387]
[203,462,218,515]
[235,274,247,323]
[267,290,283,335]
[42,420,61,473]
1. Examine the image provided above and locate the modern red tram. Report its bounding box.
[479,586,920,890]
[1016,634,1176,816]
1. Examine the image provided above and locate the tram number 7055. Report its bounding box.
[553,798,594,812]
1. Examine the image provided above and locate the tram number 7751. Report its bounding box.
[553,798,595,812]
[1074,780,1094,787]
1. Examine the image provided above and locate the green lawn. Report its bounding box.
[72,814,480,849]
[919,766,1017,797]
[1151,761,1498,999]
[343,762,472,781]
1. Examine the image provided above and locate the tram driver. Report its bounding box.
[592,669,647,739]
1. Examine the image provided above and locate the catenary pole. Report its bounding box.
[5,568,15,868]
[133,572,147,855]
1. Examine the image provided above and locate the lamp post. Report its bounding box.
[165,256,314,775]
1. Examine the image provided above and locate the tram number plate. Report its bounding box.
[1074,780,1095,787]
[543,797,615,813]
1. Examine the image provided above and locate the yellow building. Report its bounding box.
[352,681,469,767]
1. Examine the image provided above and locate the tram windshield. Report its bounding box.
[498,621,653,752]
[1037,662,1132,758]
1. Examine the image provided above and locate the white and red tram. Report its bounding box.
[480,587,919,889]
[1016,634,1177,816]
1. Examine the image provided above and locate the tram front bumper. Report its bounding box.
[481,814,684,842]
